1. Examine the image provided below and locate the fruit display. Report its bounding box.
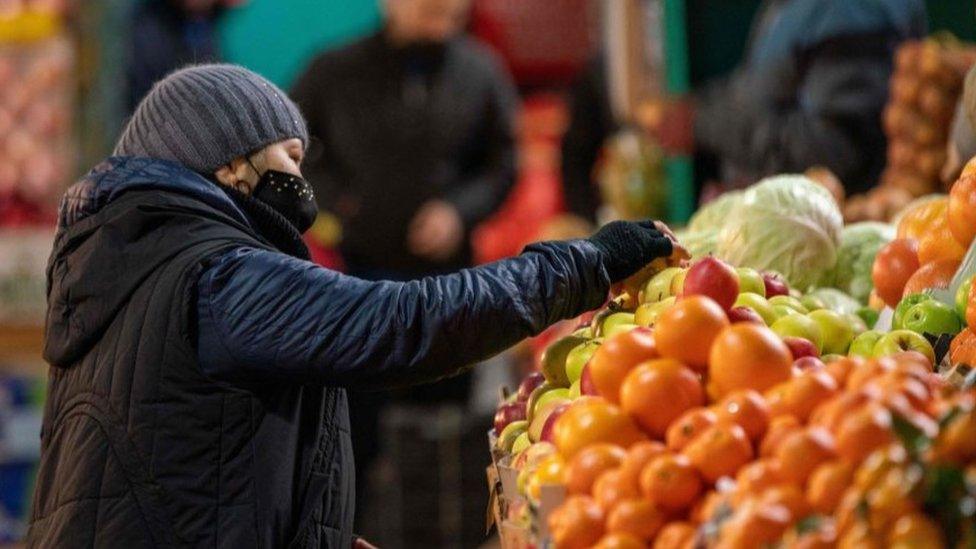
[488,158,976,546]
[845,37,976,223]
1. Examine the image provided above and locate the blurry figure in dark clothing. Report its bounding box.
[126,0,224,111]
[564,0,927,218]
[291,0,517,537]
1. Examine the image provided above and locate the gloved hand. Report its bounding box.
[587,220,674,282]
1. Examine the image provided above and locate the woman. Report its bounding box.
[27,64,672,548]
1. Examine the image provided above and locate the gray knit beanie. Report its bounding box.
[114,64,308,174]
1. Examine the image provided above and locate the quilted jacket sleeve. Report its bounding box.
[196,240,609,389]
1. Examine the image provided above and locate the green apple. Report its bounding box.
[809,310,856,355]
[736,267,766,297]
[565,340,601,384]
[821,354,846,363]
[604,323,639,338]
[735,293,778,325]
[902,300,963,336]
[772,305,799,321]
[769,295,809,314]
[524,383,552,423]
[568,380,581,399]
[533,388,571,416]
[571,326,593,338]
[635,296,676,327]
[801,295,827,312]
[511,432,531,454]
[893,294,932,330]
[844,313,868,336]
[528,398,570,441]
[599,312,636,337]
[640,267,683,304]
[671,268,688,295]
[496,420,528,453]
[856,307,880,330]
[772,314,824,351]
[849,330,884,358]
[539,335,587,387]
[956,275,974,323]
[873,329,936,365]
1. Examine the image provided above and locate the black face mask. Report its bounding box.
[248,159,318,234]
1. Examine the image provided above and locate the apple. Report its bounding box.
[528,398,571,441]
[728,306,764,324]
[794,356,826,371]
[568,380,581,399]
[682,256,740,310]
[516,372,546,402]
[769,295,809,314]
[539,335,588,387]
[772,314,824,351]
[539,403,571,443]
[873,329,936,364]
[736,267,766,297]
[783,336,819,360]
[494,400,527,435]
[598,313,636,338]
[844,313,868,336]
[580,364,599,396]
[849,330,883,359]
[956,275,974,323]
[604,323,639,338]
[809,310,856,355]
[893,294,932,330]
[565,340,601,384]
[533,388,571,417]
[734,292,778,325]
[856,307,880,330]
[801,295,827,312]
[762,271,790,297]
[495,420,528,453]
[671,268,688,295]
[511,432,531,454]
[772,305,799,320]
[902,300,963,336]
[635,296,675,327]
[640,267,683,304]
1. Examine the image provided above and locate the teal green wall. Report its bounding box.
[218,0,382,89]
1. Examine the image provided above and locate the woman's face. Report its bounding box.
[214,138,304,194]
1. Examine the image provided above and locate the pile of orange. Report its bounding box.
[546,344,976,548]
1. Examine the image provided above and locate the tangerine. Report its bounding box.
[774,427,836,485]
[652,522,697,549]
[684,423,754,483]
[639,453,703,512]
[565,443,627,495]
[897,195,947,241]
[872,239,920,307]
[592,533,645,549]
[606,498,665,541]
[765,370,839,422]
[708,324,793,399]
[759,415,802,458]
[618,440,666,488]
[666,407,717,452]
[918,224,967,264]
[836,403,894,464]
[734,460,782,499]
[553,399,646,458]
[714,390,770,442]
[902,258,960,296]
[806,460,854,514]
[948,172,976,248]
[548,495,605,549]
[588,329,659,403]
[825,356,861,386]
[620,358,704,439]
[654,295,730,372]
[592,469,639,512]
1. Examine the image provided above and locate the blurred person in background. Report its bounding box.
[566,0,928,216]
[290,0,518,532]
[125,0,227,110]
[28,64,672,548]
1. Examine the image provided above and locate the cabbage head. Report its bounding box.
[687,191,743,234]
[715,175,843,290]
[676,230,719,260]
[806,288,862,315]
[821,222,894,303]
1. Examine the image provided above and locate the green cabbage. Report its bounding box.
[715,175,843,290]
[821,222,895,303]
[676,230,719,260]
[687,191,743,234]
[806,288,862,315]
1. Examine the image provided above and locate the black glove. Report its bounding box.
[587,220,674,282]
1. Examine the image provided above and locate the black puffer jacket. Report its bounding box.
[28,157,610,547]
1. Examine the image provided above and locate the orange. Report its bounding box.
[654,295,730,372]
[759,415,802,458]
[934,408,976,463]
[588,328,659,403]
[950,328,976,365]
[781,517,838,549]
[806,460,854,514]
[683,423,754,483]
[897,195,947,241]
[639,453,703,512]
[825,356,861,386]
[854,445,907,492]
[620,358,704,439]
[887,512,945,548]
[565,443,627,495]
[765,370,839,423]
[592,469,639,512]
[548,495,605,549]
[553,398,646,458]
[809,388,879,433]
[592,533,645,549]
[835,403,894,464]
[834,487,867,535]
[716,500,791,549]
[846,357,896,391]
[715,390,770,442]
[773,427,836,486]
[902,258,960,296]
[949,172,976,248]
[666,407,717,452]
[606,498,665,541]
[708,324,793,399]
[691,490,727,524]
[968,280,976,329]
[618,440,666,488]
[760,484,809,522]
[872,238,920,307]
[652,522,697,549]
[734,460,782,499]
[917,224,967,264]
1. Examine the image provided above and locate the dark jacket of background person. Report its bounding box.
[291,31,518,278]
[695,0,927,194]
[28,157,609,548]
[126,1,222,111]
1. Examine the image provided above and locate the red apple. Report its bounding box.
[793,356,826,372]
[761,271,790,297]
[682,256,740,311]
[539,403,571,443]
[516,372,546,403]
[728,306,764,324]
[493,400,526,435]
[580,364,599,396]
[783,336,819,360]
